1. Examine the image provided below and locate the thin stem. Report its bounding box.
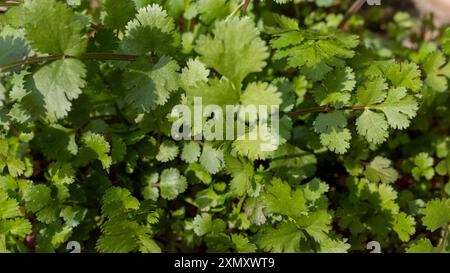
[226,0,251,22]
[339,0,366,30]
[80,52,140,62]
[438,223,449,252]
[0,2,21,7]
[0,52,140,72]
[286,105,367,117]
[0,55,64,71]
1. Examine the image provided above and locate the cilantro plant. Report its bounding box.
[0,0,449,253]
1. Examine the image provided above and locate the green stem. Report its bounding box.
[0,52,140,72]
[226,0,250,22]
[286,105,367,117]
[235,193,247,214]
[0,2,21,7]
[438,223,449,252]
[0,55,64,71]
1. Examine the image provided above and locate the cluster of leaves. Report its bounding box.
[0,0,449,253]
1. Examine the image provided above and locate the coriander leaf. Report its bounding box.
[422,51,450,92]
[257,221,304,252]
[273,30,359,81]
[159,168,187,200]
[225,155,254,196]
[315,67,356,107]
[262,178,307,219]
[364,156,399,184]
[196,17,269,87]
[33,59,86,120]
[156,140,179,162]
[385,61,421,93]
[314,111,351,154]
[412,153,435,181]
[199,144,224,175]
[392,212,415,242]
[356,77,388,106]
[180,141,201,163]
[376,87,418,130]
[421,199,450,232]
[356,110,389,145]
[124,57,179,113]
[23,0,87,56]
[102,0,136,31]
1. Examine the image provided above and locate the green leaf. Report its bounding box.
[315,67,356,107]
[356,77,388,106]
[102,187,140,218]
[301,178,329,203]
[318,238,350,253]
[124,57,179,113]
[262,178,307,219]
[192,213,226,236]
[257,221,304,252]
[199,144,224,175]
[273,30,359,81]
[300,210,332,243]
[47,162,76,185]
[0,189,20,220]
[385,61,421,93]
[196,17,269,87]
[23,0,87,56]
[0,36,30,69]
[23,184,52,213]
[240,82,282,110]
[197,0,229,24]
[156,140,179,162]
[0,218,32,237]
[78,132,112,170]
[376,87,418,130]
[33,59,86,120]
[159,168,187,200]
[102,0,136,31]
[121,4,178,56]
[406,239,439,253]
[60,206,87,227]
[180,58,210,89]
[231,234,257,253]
[364,156,399,184]
[232,125,276,161]
[225,155,254,196]
[392,212,415,242]
[412,153,435,181]
[422,199,450,232]
[97,218,141,253]
[180,141,201,163]
[356,110,389,145]
[443,27,450,55]
[314,111,351,154]
[422,51,450,92]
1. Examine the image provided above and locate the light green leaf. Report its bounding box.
[364,156,399,184]
[356,110,389,145]
[422,199,450,232]
[199,144,224,175]
[196,17,269,87]
[314,111,351,154]
[160,168,187,200]
[33,59,86,120]
[23,0,87,56]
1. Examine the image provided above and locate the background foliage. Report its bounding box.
[0,0,449,253]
